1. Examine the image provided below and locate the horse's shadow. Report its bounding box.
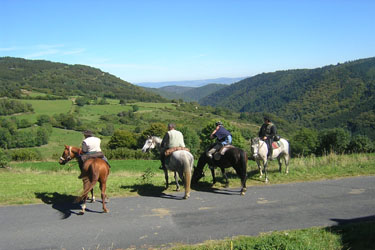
[35,192,102,219]
[120,183,185,200]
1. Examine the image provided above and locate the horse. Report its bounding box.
[192,146,248,195]
[59,145,110,214]
[141,136,194,199]
[250,137,290,183]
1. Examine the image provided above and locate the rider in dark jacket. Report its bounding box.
[258,117,277,159]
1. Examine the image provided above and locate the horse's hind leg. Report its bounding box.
[99,181,109,213]
[278,157,282,173]
[210,167,216,186]
[285,155,290,174]
[256,160,263,178]
[90,189,95,203]
[175,171,180,191]
[264,161,269,183]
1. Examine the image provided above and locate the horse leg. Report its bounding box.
[210,167,216,186]
[175,171,180,191]
[78,178,91,215]
[221,168,229,188]
[256,159,263,178]
[163,168,169,189]
[90,188,95,203]
[285,155,290,174]
[278,156,282,173]
[264,160,269,183]
[99,181,109,213]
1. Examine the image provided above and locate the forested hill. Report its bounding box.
[146,83,227,102]
[0,57,166,102]
[200,57,375,137]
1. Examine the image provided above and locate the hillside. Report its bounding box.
[0,57,166,102]
[146,83,227,102]
[200,57,375,138]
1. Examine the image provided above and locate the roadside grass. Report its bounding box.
[1,153,374,206]
[168,220,375,250]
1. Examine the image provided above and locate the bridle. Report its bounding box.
[60,146,73,163]
[251,138,265,157]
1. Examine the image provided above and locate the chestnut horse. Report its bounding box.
[59,145,110,214]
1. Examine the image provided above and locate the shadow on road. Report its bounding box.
[328,215,375,250]
[35,192,102,219]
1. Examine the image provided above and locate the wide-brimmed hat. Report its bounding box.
[83,130,94,137]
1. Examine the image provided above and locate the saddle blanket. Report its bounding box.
[272,141,282,149]
[165,147,190,157]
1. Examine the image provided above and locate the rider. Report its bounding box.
[258,117,277,159]
[79,130,111,178]
[206,121,232,161]
[160,123,186,170]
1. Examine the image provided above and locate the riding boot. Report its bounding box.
[268,148,273,159]
[159,153,167,170]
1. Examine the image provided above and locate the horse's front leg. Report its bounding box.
[277,157,282,173]
[220,168,229,188]
[164,168,169,189]
[174,171,180,191]
[264,159,269,183]
[210,166,216,186]
[256,159,263,178]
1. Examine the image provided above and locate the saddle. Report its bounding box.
[164,147,190,157]
[81,152,104,162]
[214,145,235,160]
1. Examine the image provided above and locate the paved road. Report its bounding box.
[1,176,374,250]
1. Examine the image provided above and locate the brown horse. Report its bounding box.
[59,145,110,214]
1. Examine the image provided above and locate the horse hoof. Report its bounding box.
[103,209,109,213]
[240,191,246,196]
[183,194,190,199]
[78,211,85,215]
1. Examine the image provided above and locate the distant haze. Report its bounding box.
[135,77,247,88]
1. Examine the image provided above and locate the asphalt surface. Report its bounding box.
[0,176,374,250]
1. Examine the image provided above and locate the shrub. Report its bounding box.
[10,148,42,161]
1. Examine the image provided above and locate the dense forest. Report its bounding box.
[200,57,375,139]
[0,57,166,102]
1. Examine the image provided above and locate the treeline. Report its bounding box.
[0,57,166,102]
[0,99,33,115]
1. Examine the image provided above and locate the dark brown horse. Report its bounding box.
[59,145,110,214]
[192,147,248,195]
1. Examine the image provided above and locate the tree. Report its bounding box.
[317,128,351,154]
[0,148,10,168]
[291,128,319,157]
[179,127,200,157]
[108,130,137,149]
[347,135,374,153]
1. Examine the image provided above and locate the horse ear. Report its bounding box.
[64,145,69,149]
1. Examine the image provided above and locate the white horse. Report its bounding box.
[141,136,194,199]
[250,137,290,183]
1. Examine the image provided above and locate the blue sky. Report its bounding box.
[1,0,374,84]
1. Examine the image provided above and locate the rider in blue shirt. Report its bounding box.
[206,121,232,160]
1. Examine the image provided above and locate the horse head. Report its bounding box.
[250,137,261,158]
[59,145,78,165]
[141,136,156,153]
[191,153,207,183]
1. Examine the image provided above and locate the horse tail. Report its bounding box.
[240,149,248,177]
[182,152,193,199]
[77,163,99,202]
